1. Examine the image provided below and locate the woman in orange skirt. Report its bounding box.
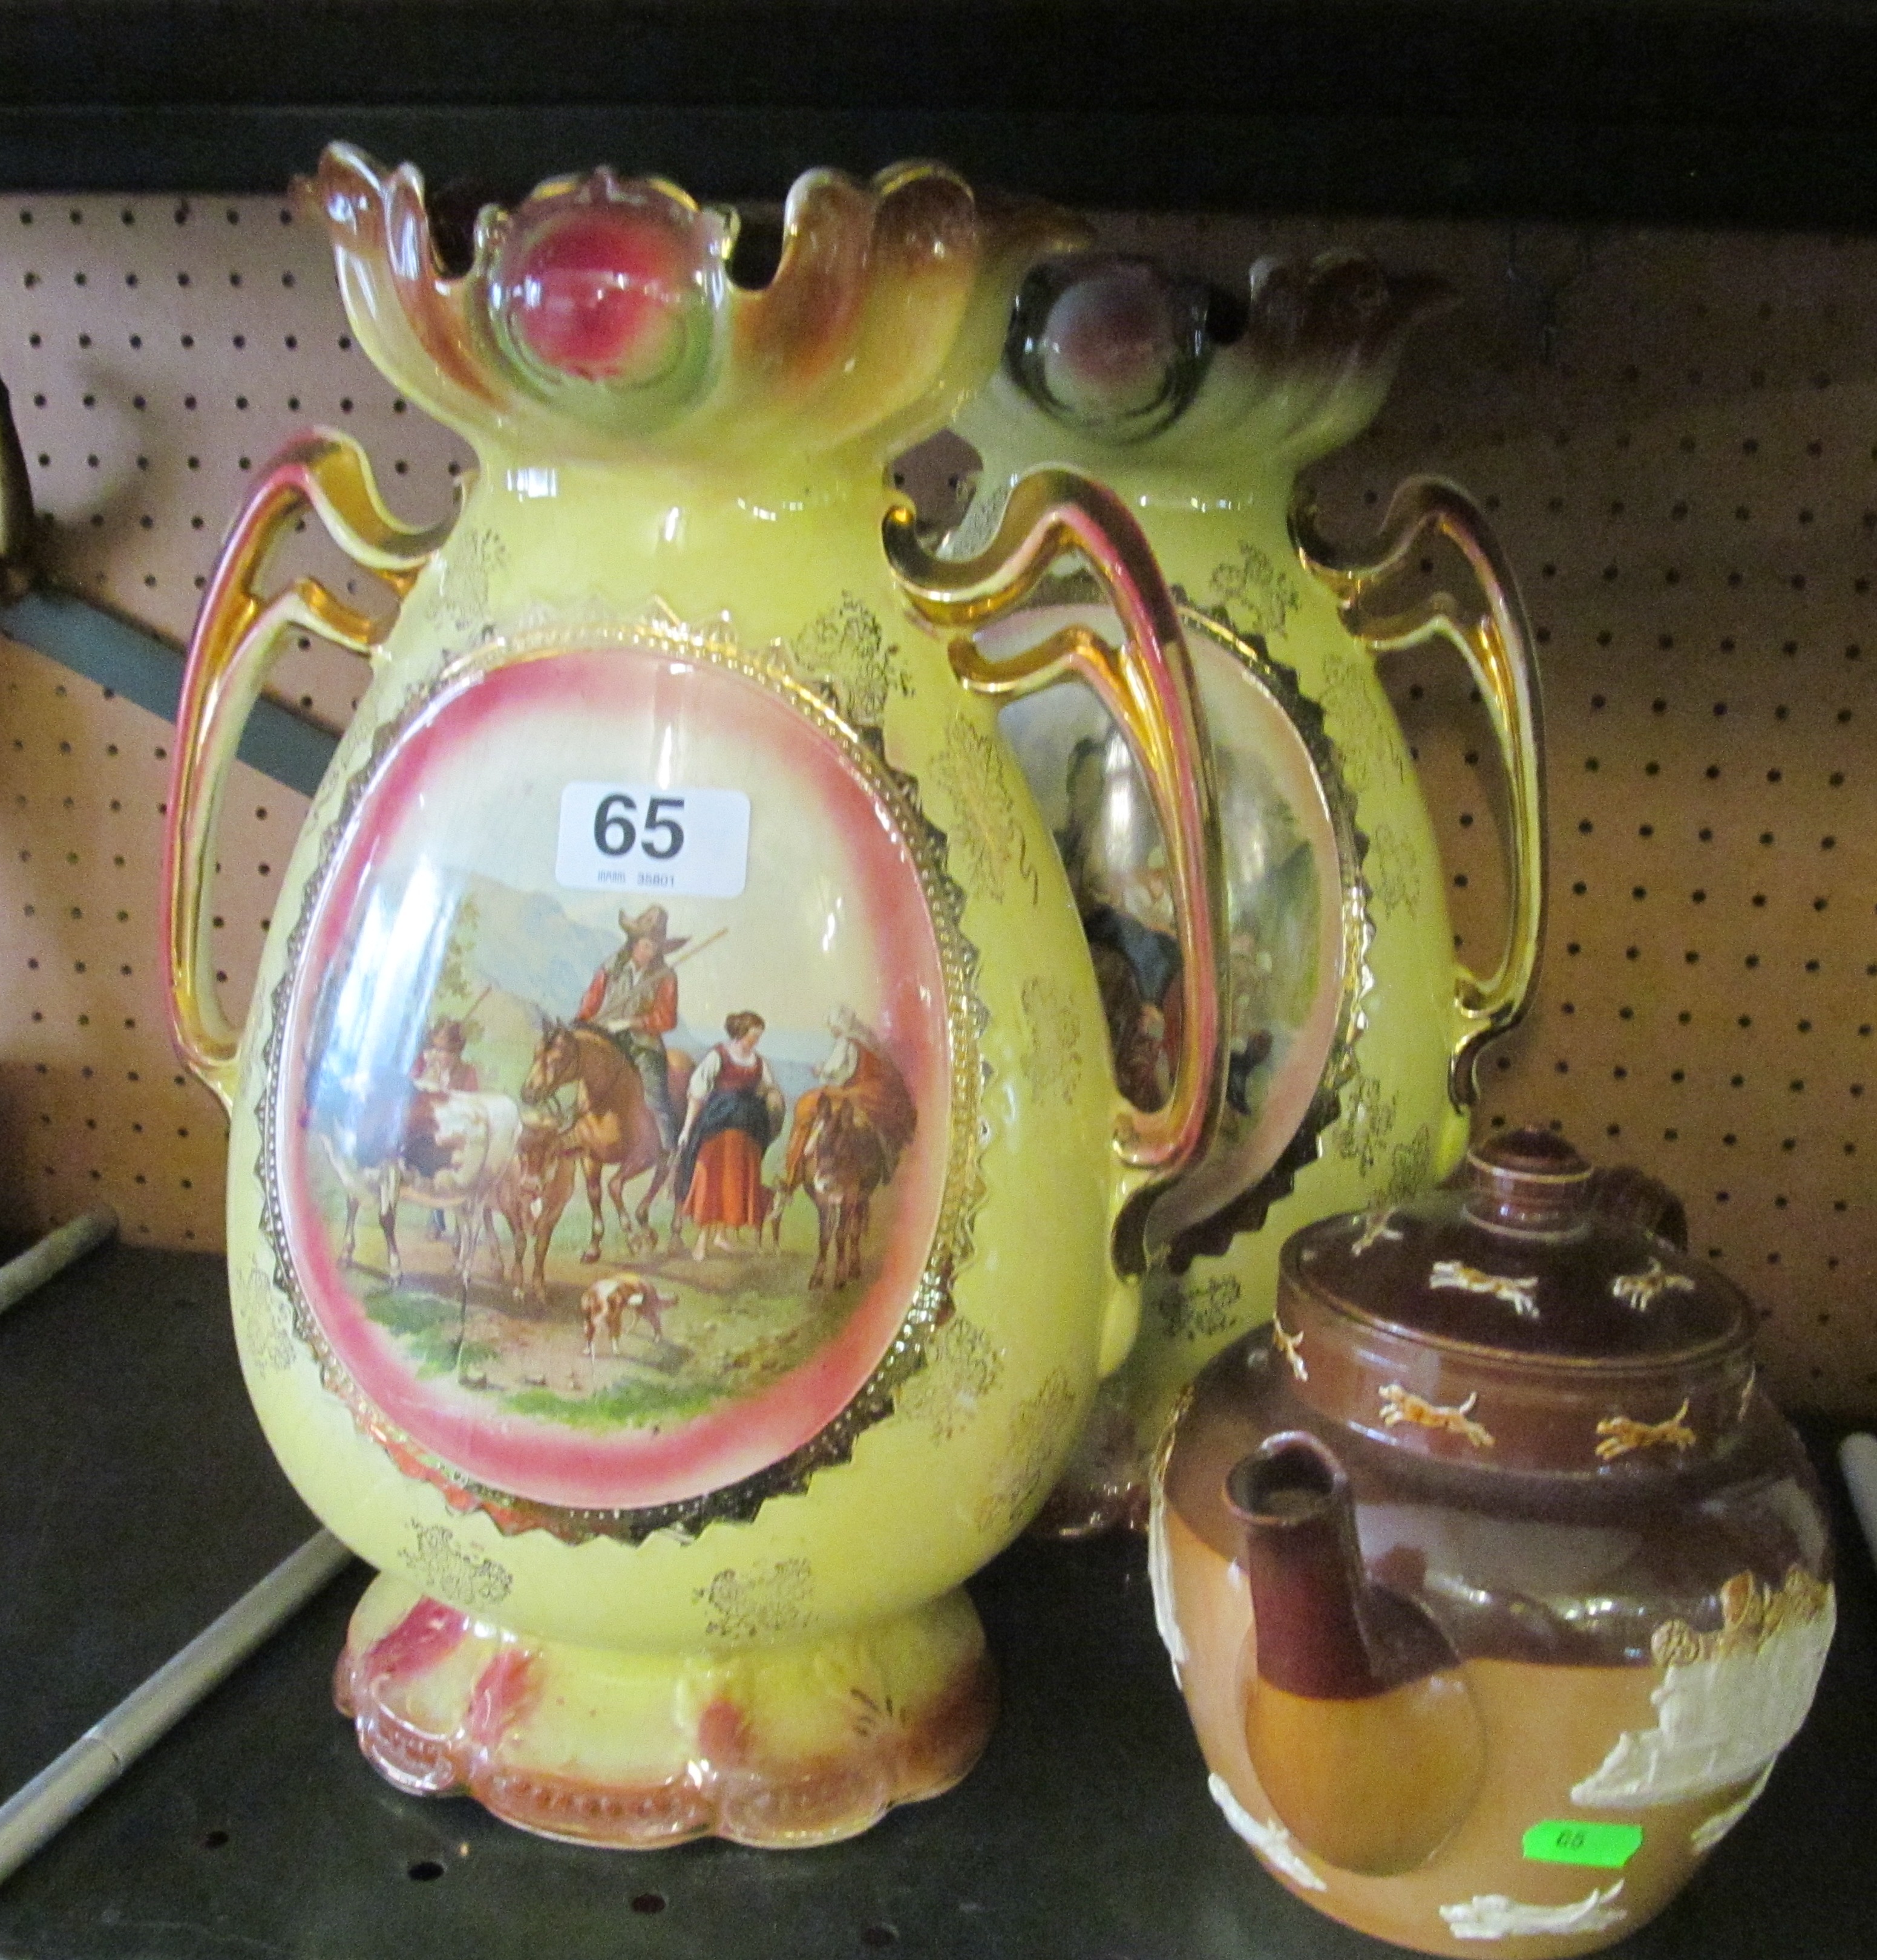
[673,1011,785,1259]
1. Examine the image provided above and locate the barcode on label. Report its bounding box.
[555,782,750,898]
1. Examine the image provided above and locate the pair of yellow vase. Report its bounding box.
[162,148,1541,1846]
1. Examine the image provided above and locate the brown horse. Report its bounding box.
[521,1021,691,1263]
[773,1091,890,1287]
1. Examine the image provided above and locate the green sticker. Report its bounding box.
[1522,1820,1643,1870]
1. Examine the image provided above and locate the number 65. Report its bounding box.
[594,791,686,860]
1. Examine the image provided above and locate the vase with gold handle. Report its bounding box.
[950,250,1545,1531]
[162,151,1225,1847]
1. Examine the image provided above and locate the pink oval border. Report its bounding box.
[272,645,951,1512]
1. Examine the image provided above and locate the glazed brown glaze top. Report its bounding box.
[1274,1129,1756,1474]
[1165,1131,1830,1667]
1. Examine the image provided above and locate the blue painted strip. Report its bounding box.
[0,587,338,799]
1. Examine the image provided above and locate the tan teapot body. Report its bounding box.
[1152,1131,1833,1957]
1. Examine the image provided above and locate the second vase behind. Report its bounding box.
[950,250,1546,1530]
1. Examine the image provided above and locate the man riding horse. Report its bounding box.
[575,904,686,1151]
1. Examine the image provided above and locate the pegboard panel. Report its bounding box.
[0,630,292,1249]
[4,191,1876,1410]
[0,192,467,1253]
[2,194,465,725]
[1089,211,1877,1410]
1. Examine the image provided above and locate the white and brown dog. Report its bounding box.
[579,1273,678,1360]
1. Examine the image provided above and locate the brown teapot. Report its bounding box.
[1151,1129,1833,1957]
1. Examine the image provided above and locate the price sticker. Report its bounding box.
[555,782,750,898]
[1521,1821,1643,1870]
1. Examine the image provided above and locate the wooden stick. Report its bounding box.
[669,926,727,969]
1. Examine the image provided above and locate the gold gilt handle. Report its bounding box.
[1294,475,1545,1107]
[885,467,1225,1199]
[163,431,454,1111]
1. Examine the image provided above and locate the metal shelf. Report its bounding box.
[3,1,1877,224]
[2,1244,1874,1956]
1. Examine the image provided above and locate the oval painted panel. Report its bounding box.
[271,642,951,1513]
[994,603,1352,1242]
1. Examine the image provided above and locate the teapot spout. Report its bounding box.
[1227,1434,1486,1876]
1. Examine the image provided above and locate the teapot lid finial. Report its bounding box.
[1463,1126,1594,1235]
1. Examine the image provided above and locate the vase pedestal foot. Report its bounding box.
[332,1572,997,1849]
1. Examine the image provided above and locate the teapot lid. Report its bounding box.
[1275,1129,1758,1474]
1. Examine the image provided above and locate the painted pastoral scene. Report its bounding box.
[272,648,951,1512]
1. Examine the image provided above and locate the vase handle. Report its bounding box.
[162,430,453,1111]
[884,467,1227,1286]
[1293,476,1545,1108]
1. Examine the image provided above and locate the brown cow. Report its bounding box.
[485,1114,577,1307]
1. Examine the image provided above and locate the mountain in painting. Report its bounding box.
[456,873,617,1019]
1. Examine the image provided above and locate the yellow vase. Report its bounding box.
[160,154,1227,1847]
[951,251,1545,1530]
